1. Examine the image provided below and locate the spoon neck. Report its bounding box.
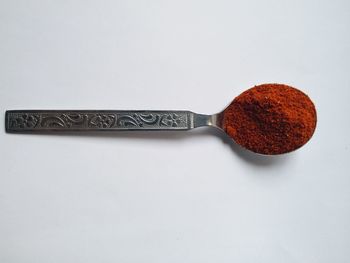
[191,112,222,129]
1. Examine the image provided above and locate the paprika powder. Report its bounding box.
[222,84,317,155]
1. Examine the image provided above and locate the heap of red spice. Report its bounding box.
[222,84,317,155]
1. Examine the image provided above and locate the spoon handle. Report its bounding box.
[5,110,214,133]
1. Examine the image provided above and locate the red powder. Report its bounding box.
[222,84,317,155]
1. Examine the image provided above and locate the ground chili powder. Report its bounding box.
[222,84,317,155]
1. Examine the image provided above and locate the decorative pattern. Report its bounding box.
[6,111,190,131]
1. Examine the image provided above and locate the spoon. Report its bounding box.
[5,83,317,155]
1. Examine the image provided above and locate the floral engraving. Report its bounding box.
[138,114,160,125]
[117,115,142,127]
[117,113,186,128]
[8,114,39,129]
[89,114,116,128]
[41,116,66,128]
[6,111,189,131]
[64,114,86,127]
[160,113,185,127]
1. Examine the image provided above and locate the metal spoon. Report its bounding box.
[5,83,317,155]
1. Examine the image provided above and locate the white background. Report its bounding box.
[1,0,349,262]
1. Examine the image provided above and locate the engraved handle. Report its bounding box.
[5,110,199,132]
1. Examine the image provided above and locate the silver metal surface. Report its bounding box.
[5,110,222,133]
